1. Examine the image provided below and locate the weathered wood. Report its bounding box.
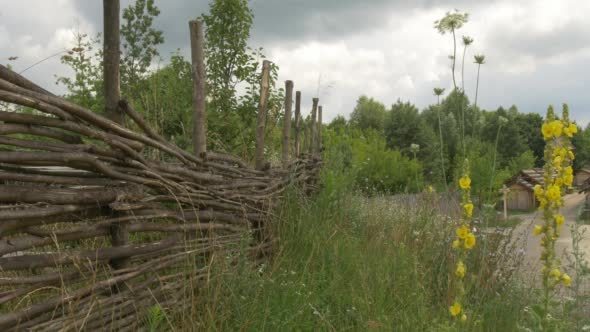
[189,20,207,157]
[294,91,301,156]
[282,80,293,166]
[103,0,122,125]
[255,60,271,170]
[309,98,319,154]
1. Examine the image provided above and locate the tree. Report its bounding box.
[384,100,422,153]
[56,32,103,113]
[434,10,469,90]
[572,124,590,170]
[349,96,386,132]
[201,0,257,113]
[120,0,164,98]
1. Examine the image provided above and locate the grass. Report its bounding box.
[166,170,556,331]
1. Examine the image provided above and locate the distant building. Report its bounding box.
[574,168,590,187]
[504,168,544,211]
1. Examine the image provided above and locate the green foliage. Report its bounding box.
[349,95,387,131]
[120,0,164,98]
[572,123,590,170]
[56,32,103,113]
[324,127,423,194]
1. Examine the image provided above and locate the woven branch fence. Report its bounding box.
[0,59,321,331]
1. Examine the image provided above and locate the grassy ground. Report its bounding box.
[163,171,584,331]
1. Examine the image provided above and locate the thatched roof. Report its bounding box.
[505,168,544,191]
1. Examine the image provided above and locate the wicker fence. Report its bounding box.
[0,54,321,330]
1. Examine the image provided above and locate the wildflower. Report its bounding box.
[464,233,476,249]
[562,273,571,286]
[564,123,578,137]
[449,302,462,316]
[455,261,466,278]
[549,268,561,280]
[533,225,544,236]
[542,120,564,140]
[563,173,574,187]
[463,203,474,218]
[545,185,561,202]
[452,239,461,249]
[461,314,467,322]
[456,225,470,239]
[533,185,544,199]
[554,214,565,226]
[459,175,471,190]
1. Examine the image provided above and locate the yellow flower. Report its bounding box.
[542,120,564,140]
[452,239,461,249]
[533,225,544,235]
[564,123,578,137]
[549,268,561,280]
[565,166,573,175]
[427,185,435,193]
[554,214,565,226]
[552,120,564,137]
[456,225,470,239]
[449,302,462,316]
[461,314,467,322]
[563,173,574,187]
[562,273,571,286]
[459,175,471,190]
[455,261,466,278]
[464,233,476,249]
[463,203,474,218]
[553,156,563,168]
[542,122,553,140]
[545,185,561,202]
[533,185,544,200]
[568,150,575,160]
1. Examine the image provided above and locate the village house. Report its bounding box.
[504,168,544,211]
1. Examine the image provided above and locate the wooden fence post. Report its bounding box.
[294,91,301,157]
[103,0,123,125]
[103,0,128,271]
[309,98,318,154]
[189,20,207,157]
[317,105,323,153]
[282,80,293,166]
[255,60,271,170]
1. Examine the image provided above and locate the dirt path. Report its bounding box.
[512,193,590,285]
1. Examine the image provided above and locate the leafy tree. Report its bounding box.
[120,0,164,98]
[56,32,103,113]
[201,0,258,113]
[572,124,590,170]
[514,112,545,165]
[384,100,423,153]
[349,96,387,132]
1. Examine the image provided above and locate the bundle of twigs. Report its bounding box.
[0,64,321,331]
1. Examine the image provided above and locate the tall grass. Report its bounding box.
[171,168,538,331]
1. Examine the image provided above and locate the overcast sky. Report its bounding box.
[1,0,589,125]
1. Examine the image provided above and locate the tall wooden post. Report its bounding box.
[189,20,207,157]
[294,91,301,157]
[317,105,323,153]
[282,80,293,166]
[255,60,271,170]
[501,185,510,221]
[103,0,127,271]
[309,98,318,154]
[103,0,123,125]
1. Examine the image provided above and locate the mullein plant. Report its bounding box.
[533,105,576,325]
[449,160,476,321]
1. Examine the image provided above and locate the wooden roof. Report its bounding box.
[505,168,544,191]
